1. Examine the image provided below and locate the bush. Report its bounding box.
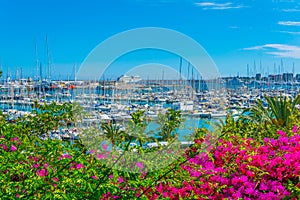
[1,102,300,199]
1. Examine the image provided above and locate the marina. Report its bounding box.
[1,75,300,110]
[1,73,300,143]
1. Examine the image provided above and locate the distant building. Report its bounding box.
[274,74,282,82]
[268,74,275,82]
[117,75,142,83]
[255,73,262,80]
[226,77,244,89]
[283,73,293,82]
[296,74,300,82]
[261,77,268,82]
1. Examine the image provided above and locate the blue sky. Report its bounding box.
[0,0,300,80]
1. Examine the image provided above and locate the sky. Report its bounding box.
[0,0,300,80]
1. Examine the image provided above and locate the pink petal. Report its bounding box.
[136,162,144,169]
[293,125,298,133]
[76,163,83,170]
[10,144,17,151]
[102,143,108,150]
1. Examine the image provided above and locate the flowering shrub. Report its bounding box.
[144,126,300,199]
[0,103,299,199]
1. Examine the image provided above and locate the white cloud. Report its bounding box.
[244,44,300,59]
[195,1,244,10]
[272,0,296,2]
[278,21,300,26]
[282,8,300,12]
[279,31,300,35]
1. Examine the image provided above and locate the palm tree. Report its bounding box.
[240,94,300,128]
[101,122,126,151]
[127,110,155,147]
[157,109,183,142]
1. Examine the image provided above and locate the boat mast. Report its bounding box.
[247,64,249,79]
[253,60,256,76]
[74,63,77,82]
[35,39,39,82]
[46,35,51,81]
[293,62,295,79]
[0,58,2,77]
[16,67,19,81]
[259,60,262,84]
[187,62,190,94]
[179,57,182,81]
[0,59,3,86]
[187,62,190,81]
[191,66,194,99]
[281,59,284,74]
[260,60,262,76]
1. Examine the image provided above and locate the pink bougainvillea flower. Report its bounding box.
[89,149,96,154]
[102,143,108,150]
[259,182,268,191]
[41,169,48,176]
[136,162,144,169]
[96,153,107,159]
[58,154,72,160]
[52,177,59,182]
[16,194,20,198]
[75,163,83,170]
[1,144,8,151]
[109,174,113,179]
[10,137,19,141]
[292,125,298,133]
[36,168,48,177]
[33,164,39,168]
[117,177,124,183]
[190,171,201,178]
[33,157,38,162]
[91,175,98,180]
[0,135,4,139]
[10,144,17,151]
[277,130,287,137]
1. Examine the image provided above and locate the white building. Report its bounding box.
[117,75,142,83]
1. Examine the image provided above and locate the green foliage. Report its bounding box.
[1,100,299,199]
[100,122,126,151]
[28,101,74,136]
[241,94,300,128]
[127,110,155,147]
[222,95,300,141]
[156,109,183,142]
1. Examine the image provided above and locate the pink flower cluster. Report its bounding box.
[58,153,73,160]
[0,136,20,152]
[70,163,84,170]
[35,163,52,177]
[148,127,300,199]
